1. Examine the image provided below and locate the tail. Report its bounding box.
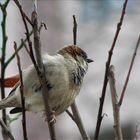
[0,100,6,109]
[0,95,20,110]
[0,82,20,110]
[0,98,14,109]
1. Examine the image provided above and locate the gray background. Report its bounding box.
[0,0,140,140]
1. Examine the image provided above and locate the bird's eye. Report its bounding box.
[81,52,87,60]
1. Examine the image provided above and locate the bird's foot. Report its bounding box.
[44,110,56,124]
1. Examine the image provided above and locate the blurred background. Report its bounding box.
[0,0,140,140]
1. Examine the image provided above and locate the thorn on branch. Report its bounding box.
[102,113,108,118]
[39,22,47,33]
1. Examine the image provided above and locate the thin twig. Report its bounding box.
[39,22,47,33]
[21,39,39,73]
[21,39,30,54]
[5,30,33,68]
[0,119,15,140]
[119,35,140,106]
[94,0,128,139]
[66,109,76,123]
[0,1,11,139]
[14,42,28,140]
[32,6,56,140]
[14,0,39,74]
[66,108,90,140]
[13,0,33,26]
[33,0,37,13]
[0,0,10,124]
[13,0,30,43]
[70,15,90,140]
[5,23,44,69]
[71,103,90,140]
[13,0,32,48]
[108,65,123,140]
[73,15,77,45]
[0,0,10,9]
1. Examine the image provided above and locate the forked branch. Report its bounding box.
[94,0,128,139]
[108,65,123,140]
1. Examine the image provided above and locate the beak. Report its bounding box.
[87,58,94,63]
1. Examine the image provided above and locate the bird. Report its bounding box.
[0,45,93,117]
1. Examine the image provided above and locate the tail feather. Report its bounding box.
[0,97,19,109]
[0,100,7,109]
[0,82,20,110]
[0,99,10,109]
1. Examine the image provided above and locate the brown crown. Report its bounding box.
[58,45,87,60]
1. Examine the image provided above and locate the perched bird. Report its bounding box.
[0,45,93,116]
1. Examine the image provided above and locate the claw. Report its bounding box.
[49,115,56,124]
[44,110,56,124]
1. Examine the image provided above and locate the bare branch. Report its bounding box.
[13,0,32,46]
[119,35,140,106]
[73,15,77,45]
[14,0,55,140]
[14,0,39,74]
[69,15,90,140]
[94,0,128,139]
[5,20,46,68]
[66,109,76,123]
[108,65,123,140]
[71,103,90,140]
[33,0,37,13]
[39,22,47,33]
[0,0,10,124]
[31,6,56,140]
[13,0,32,26]
[5,30,33,68]
[14,42,28,140]
[0,1,11,139]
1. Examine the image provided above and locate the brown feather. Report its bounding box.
[0,74,20,88]
[58,45,87,61]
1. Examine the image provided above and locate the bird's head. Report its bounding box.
[58,45,93,69]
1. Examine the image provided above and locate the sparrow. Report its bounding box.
[0,45,93,116]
